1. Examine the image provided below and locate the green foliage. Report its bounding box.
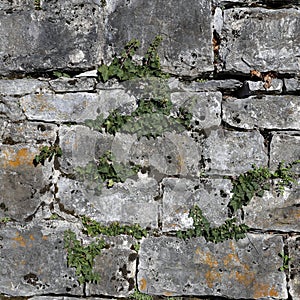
[53,71,71,78]
[0,217,11,224]
[76,151,141,189]
[81,216,147,240]
[228,161,300,213]
[176,205,249,243]
[64,230,106,284]
[33,145,62,166]
[278,252,292,271]
[129,288,153,300]
[97,36,169,83]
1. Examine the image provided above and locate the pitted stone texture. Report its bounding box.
[202,129,267,175]
[49,77,97,93]
[288,236,300,300]
[129,132,201,178]
[2,122,57,145]
[223,95,300,130]
[88,248,137,297]
[243,179,300,232]
[284,78,300,93]
[106,0,213,76]
[0,1,104,75]
[0,144,54,221]
[20,90,136,122]
[56,177,159,228]
[138,235,287,298]
[220,8,300,74]
[162,178,232,231]
[0,79,48,96]
[170,92,222,129]
[0,95,26,121]
[270,133,300,173]
[0,222,83,296]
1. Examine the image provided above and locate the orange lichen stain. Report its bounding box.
[42,235,48,240]
[20,260,26,265]
[2,148,34,168]
[194,247,218,267]
[235,270,255,287]
[12,233,26,247]
[253,283,279,298]
[223,253,239,267]
[205,270,222,288]
[29,234,35,241]
[163,291,174,297]
[139,277,147,291]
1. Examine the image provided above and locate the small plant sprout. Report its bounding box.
[33,145,62,166]
[278,252,292,271]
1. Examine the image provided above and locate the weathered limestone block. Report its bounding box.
[288,236,300,300]
[220,8,300,74]
[202,129,268,175]
[138,235,287,299]
[0,222,83,296]
[88,247,137,297]
[0,95,27,121]
[129,132,201,177]
[238,79,283,97]
[284,77,300,93]
[162,178,232,231]
[56,177,159,228]
[0,79,48,96]
[0,1,104,75]
[170,92,222,129]
[49,77,97,93]
[20,90,136,122]
[2,122,57,145]
[0,144,53,221]
[270,132,300,173]
[106,0,213,76]
[223,95,300,130]
[243,179,300,232]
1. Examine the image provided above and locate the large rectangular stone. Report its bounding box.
[202,129,268,175]
[0,1,104,75]
[0,79,48,96]
[220,8,300,74]
[288,237,300,300]
[106,0,213,76]
[223,95,300,130]
[138,235,287,299]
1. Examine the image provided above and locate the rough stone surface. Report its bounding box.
[220,8,300,74]
[223,95,300,130]
[288,237,300,300]
[284,78,300,93]
[138,235,287,299]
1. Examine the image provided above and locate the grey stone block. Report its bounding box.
[202,129,268,175]
[56,176,159,228]
[243,179,300,232]
[49,78,97,93]
[106,0,213,76]
[0,222,83,296]
[170,92,222,129]
[270,133,300,173]
[220,8,300,74]
[137,235,287,298]
[20,90,136,122]
[162,178,232,231]
[0,96,27,121]
[223,95,300,130]
[284,77,300,93]
[0,1,104,75]
[288,236,300,300]
[0,144,53,222]
[0,79,48,96]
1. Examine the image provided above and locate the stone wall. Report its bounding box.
[0,0,300,299]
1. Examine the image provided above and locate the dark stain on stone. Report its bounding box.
[128,252,137,262]
[24,273,38,286]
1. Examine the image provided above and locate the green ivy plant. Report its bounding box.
[176,205,249,243]
[64,230,106,284]
[98,36,169,83]
[228,160,300,214]
[76,151,141,188]
[278,252,292,271]
[33,145,62,166]
[81,216,147,240]
[53,71,71,78]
